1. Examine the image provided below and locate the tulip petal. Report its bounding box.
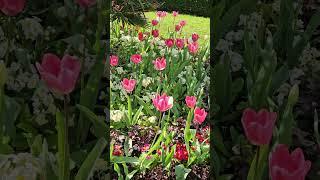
[61,54,81,77]
[39,71,63,94]
[41,53,61,77]
[58,68,78,94]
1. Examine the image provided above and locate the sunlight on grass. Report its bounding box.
[144,11,210,47]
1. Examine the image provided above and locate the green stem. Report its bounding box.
[254,146,260,180]
[127,94,132,126]
[57,96,70,180]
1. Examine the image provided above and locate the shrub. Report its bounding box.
[157,0,210,17]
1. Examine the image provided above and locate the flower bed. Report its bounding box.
[110,11,210,179]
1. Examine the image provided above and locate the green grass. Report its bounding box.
[144,11,210,47]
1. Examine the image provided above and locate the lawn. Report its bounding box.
[144,11,210,47]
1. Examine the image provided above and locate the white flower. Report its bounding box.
[148,116,157,123]
[115,67,124,74]
[160,48,166,56]
[230,51,243,72]
[19,17,43,41]
[142,77,153,87]
[111,110,124,122]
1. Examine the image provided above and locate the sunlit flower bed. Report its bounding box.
[110,11,210,179]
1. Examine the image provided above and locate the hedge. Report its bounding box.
[157,0,210,17]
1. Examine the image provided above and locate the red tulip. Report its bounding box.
[130,54,142,64]
[175,38,185,49]
[241,108,277,145]
[172,11,178,17]
[36,53,81,95]
[179,20,186,27]
[175,24,181,32]
[110,55,118,67]
[152,29,159,38]
[112,145,122,156]
[151,19,158,26]
[188,42,199,54]
[152,93,173,112]
[192,33,199,42]
[76,0,96,8]
[138,32,144,41]
[174,143,188,161]
[165,39,174,48]
[185,96,196,108]
[193,107,207,124]
[121,78,136,93]
[269,144,311,180]
[153,57,166,71]
[0,0,25,16]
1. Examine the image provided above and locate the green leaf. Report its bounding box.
[164,145,175,170]
[214,0,258,45]
[0,62,7,86]
[274,0,294,59]
[76,104,107,139]
[75,138,107,180]
[31,135,42,156]
[112,156,139,164]
[277,85,299,145]
[132,105,143,125]
[134,95,155,116]
[40,139,58,180]
[270,65,289,93]
[114,163,124,180]
[288,11,320,66]
[213,54,232,114]
[314,109,320,146]
[77,15,107,143]
[56,111,70,180]
[211,148,221,178]
[175,164,191,180]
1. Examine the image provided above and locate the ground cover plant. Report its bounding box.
[110,10,210,179]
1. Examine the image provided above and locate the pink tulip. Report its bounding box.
[188,42,199,54]
[36,53,81,95]
[173,11,178,17]
[165,39,174,48]
[138,32,144,41]
[121,78,136,93]
[0,0,25,16]
[269,144,311,180]
[152,93,173,112]
[185,96,197,108]
[152,29,159,38]
[175,25,181,32]
[110,55,118,67]
[241,108,277,145]
[192,33,199,42]
[175,38,185,49]
[193,107,207,124]
[153,57,166,71]
[151,19,158,26]
[130,54,142,64]
[179,20,186,27]
[76,0,96,8]
[156,11,167,18]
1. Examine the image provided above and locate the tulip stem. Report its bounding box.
[255,146,260,180]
